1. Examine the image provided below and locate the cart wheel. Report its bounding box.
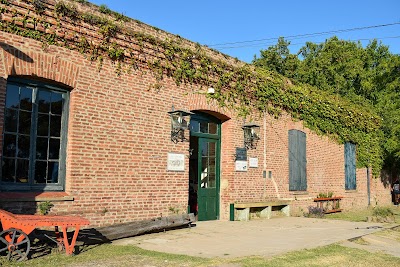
[0,228,30,261]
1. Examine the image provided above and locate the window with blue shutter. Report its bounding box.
[289,130,307,191]
[345,142,356,190]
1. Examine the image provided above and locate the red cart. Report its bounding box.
[0,209,90,261]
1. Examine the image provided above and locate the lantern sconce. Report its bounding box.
[242,123,260,150]
[168,108,194,143]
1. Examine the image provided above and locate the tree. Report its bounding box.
[253,37,400,173]
[253,37,300,79]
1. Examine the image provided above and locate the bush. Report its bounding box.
[317,192,334,198]
[372,207,394,217]
[305,206,325,218]
[37,201,54,215]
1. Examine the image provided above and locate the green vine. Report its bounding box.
[99,22,118,39]
[0,0,384,174]
[73,0,88,4]
[30,0,45,14]
[107,43,124,61]
[54,1,78,20]
[37,201,54,215]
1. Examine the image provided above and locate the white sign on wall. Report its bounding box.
[249,157,258,168]
[167,153,185,171]
[235,160,248,172]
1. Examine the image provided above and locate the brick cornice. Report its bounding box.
[0,37,79,88]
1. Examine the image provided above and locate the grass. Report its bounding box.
[2,242,400,267]
[0,244,213,267]
[326,205,400,222]
[373,226,400,241]
[233,244,400,267]
[350,237,370,245]
[3,207,400,266]
[325,208,373,221]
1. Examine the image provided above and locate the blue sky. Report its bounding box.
[89,0,400,63]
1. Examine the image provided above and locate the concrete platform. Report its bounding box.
[112,217,393,258]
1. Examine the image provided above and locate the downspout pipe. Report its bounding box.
[367,166,371,206]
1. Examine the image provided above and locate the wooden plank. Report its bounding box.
[234,201,290,209]
[324,209,343,214]
[313,197,343,202]
[91,213,195,242]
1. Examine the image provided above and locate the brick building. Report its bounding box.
[0,0,391,226]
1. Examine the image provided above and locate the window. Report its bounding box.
[190,120,218,135]
[289,130,307,191]
[344,142,356,190]
[1,79,69,191]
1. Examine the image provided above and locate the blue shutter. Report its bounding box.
[289,130,298,190]
[345,142,356,190]
[298,131,307,191]
[289,130,307,191]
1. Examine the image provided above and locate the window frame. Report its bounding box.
[0,78,69,192]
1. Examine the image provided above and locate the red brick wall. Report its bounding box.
[0,1,392,226]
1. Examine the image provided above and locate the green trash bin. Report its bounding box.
[230,203,235,221]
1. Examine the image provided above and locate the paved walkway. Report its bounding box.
[112,217,395,258]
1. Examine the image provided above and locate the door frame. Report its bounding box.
[190,112,221,220]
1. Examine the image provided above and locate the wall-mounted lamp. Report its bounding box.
[168,108,194,143]
[242,123,260,149]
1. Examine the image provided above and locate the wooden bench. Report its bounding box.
[231,201,290,221]
[313,197,343,214]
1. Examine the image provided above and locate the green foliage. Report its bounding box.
[372,206,394,217]
[81,12,107,25]
[168,206,180,214]
[2,242,400,267]
[37,201,54,215]
[0,1,385,174]
[29,0,45,14]
[98,4,111,14]
[253,37,300,78]
[317,192,334,198]
[54,1,78,20]
[113,12,129,22]
[254,37,400,174]
[73,0,89,3]
[99,21,118,39]
[107,43,124,61]
[77,36,89,53]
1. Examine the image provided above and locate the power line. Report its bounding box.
[215,35,400,50]
[207,22,400,48]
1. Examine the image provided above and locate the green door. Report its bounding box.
[188,113,220,221]
[197,138,219,221]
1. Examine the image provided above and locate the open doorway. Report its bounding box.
[188,136,199,216]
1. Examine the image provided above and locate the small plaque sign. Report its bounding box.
[249,157,258,168]
[167,153,185,171]
[235,147,247,161]
[235,160,248,172]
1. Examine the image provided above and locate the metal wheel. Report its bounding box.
[0,228,30,261]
